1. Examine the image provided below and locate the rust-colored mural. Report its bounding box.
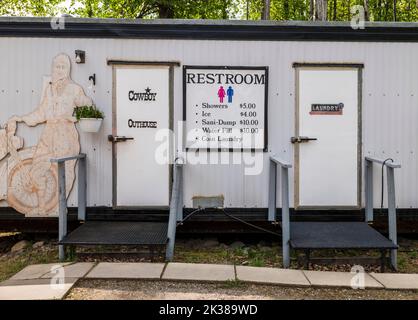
[0,53,92,216]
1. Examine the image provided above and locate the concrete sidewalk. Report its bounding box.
[1,262,417,299]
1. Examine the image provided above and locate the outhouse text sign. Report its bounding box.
[184,66,268,150]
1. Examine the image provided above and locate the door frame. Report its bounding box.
[293,63,364,210]
[109,61,178,209]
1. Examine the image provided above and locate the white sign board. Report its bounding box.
[184,67,268,150]
[115,66,170,207]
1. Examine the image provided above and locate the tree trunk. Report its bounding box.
[377,0,382,21]
[157,2,174,18]
[363,0,369,21]
[393,0,397,21]
[86,0,93,17]
[262,0,271,20]
[284,0,290,20]
[310,0,314,20]
[385,0,390,20]
[222,0,228,19]
[315,0,328,21]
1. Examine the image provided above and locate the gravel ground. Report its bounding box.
[66,279,418,300]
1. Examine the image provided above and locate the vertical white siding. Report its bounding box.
[0,37,417,209]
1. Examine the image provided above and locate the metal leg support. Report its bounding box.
[386,166,398,270]
[58,162,67,261]
[281,166,290,268]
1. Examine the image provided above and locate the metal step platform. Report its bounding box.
[289,222,398,271]
[290,222,397,250]
[59,221,168,246]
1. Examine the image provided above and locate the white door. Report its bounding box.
[114,66,170,207]
[295,67,361,209]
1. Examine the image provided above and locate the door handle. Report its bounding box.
[107,135,134,143]
[290,136,317,144]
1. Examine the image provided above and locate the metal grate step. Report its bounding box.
[289,222,397,250]
[60,221,168,246]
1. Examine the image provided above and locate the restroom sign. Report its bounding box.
[184,66,268,150]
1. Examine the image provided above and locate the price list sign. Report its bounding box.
[184,66,268,150]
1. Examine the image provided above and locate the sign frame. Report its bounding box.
[183,65,269,152]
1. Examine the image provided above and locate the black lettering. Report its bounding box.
[206,73,215,84]
[225,73,234,84]
[244,74,253,84]
[197,73,205,84]
[234,74,243,84]
[185,71,266,85]
[216,73,223,84]
[186,73,196,84]
[254,74,265,84]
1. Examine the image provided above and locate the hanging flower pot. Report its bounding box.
[78,118,103,133]
[73,105,104,133]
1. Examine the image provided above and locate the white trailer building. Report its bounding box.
[0,18,414,267]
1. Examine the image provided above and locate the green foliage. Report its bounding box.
[1,0,418,22]
[73,105,104,120]
[69,0,240,19]
[0,0,66,16]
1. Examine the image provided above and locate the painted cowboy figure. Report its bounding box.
[2,53,92,216]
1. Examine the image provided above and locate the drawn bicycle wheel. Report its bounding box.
[7,158,58,216]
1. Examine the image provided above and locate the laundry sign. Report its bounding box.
[184,66,268,150]
[309,103,344,115]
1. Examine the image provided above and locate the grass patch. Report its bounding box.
[397,250,418,273]
[0,242,72,282]
[173,238,418,272]
[174,244,282,268]
[174,246,231,264]
[1,235,417,282]
[219,279,247,289]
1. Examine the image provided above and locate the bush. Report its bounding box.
[73,105,104,120]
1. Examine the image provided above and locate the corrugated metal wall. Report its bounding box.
[0,37,416,209]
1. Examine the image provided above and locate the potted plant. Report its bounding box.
[73,105,104,133]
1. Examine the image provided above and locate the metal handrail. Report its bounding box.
[51,153,87,261]
[365,156,401,168]
[270,156,292,168]
[364,156,401,270]
[165,158,184,261]
[268,154,292,268]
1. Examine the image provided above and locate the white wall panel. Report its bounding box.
[0,37,417,210]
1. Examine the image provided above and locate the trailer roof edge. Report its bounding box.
[1,17,418,42]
